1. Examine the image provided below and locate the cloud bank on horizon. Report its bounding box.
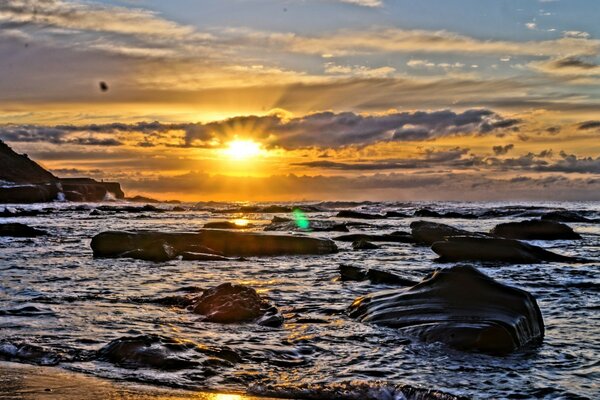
[0,0,598,200]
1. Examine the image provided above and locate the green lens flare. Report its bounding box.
[293,208,310,230]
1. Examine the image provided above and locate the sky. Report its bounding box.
[0,0,599,201]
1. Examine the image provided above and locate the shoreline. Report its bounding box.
[0,361,280,400]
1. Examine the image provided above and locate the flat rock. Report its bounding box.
[348,265,545,354]
[490,219,581,240]
[0,223,47,237]
[91,230,337,258]
[431,236,586,263]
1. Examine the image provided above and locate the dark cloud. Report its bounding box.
[578,120,600,130]
[492,144,514,155]
[551,57,599,70]
[0,109,520,149]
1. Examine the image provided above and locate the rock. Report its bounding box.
[348,265,545,354]
[264,219,348,232]
[352,239,379,250]
[171,206,186,212]
[95,204,163,213]
[490,219,581,240]
[384,211,410,218]
[333,232,414,243]
[180,252,231,261]
[91,230,338,258]
[96,335,199,370]
[336,210,386,219]
[204,221,252,229]
[431,236,586,263]
[541,210,598,223]
[339,265,417,286]
[0,140,57,184]
[0,184,60,203]
[0,223,47,237]
[119,241,176,262]
[59,178,124,201]
[410,220,482,245]
[189,283,282,326]
[413,209,477,219]
[0,341,62,366]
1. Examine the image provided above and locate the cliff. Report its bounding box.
[0,140,125,203]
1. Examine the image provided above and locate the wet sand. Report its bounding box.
[0,362,279,400]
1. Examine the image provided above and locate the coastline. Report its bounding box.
[0,361,279,400]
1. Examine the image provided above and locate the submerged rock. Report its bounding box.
[348,265,545,354]
[91,230,337,260]
[189,283,283,326]
[431,236,586,263]
[339,265,417,286]
[410,221,481,245]
[336,210,386,219]
[96,335,199,370]
[491,219,581,240]
[0,223,47,237]
[352,239,379,250]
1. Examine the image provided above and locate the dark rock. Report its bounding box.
[59,178,124,201]
[189,283,282,326]
[0,140,57,184]
[413,209,477,219]
[410,220,482,245]
[180,252,231,261]
[541,210,598,223]
[431,236,587,263]
[336,210,386,219]
[0,342,62,366]
[333,232,414,243]
[384,211,410,218]
[340,265,417,286]
[171,206,186,212]
[95,204,163,213]
[96,335,199,370]
[119,241,176,262]
[91,230,338,258]
[348,265,545,354]
[352,239,379,250]
[491,219,581,240]
[0,223,47,237]
[0,184,60,203]
[204,221,253,229]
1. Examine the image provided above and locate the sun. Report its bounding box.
[223,139,263,160]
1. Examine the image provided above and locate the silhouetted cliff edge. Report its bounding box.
[0,140,124,203]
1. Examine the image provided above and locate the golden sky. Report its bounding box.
[1,0,599,200]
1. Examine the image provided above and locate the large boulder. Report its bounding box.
[189,283,283,326]
[431,236,586,263]
[490,219,581,240]
[410,221,482,245]
[348,265,544,354]
[91,230,337,260]
[0,223,47,237]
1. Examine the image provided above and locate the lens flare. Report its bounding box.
[293,208,310,230]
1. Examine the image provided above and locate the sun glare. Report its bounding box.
[223,139,262,160]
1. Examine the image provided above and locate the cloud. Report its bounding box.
[492,144,514,155]
[338,0,383,7]
[578,120,600,130]
[0,109,519,150]
[531,56,600,77]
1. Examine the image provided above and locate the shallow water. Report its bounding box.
[1,201,599,399]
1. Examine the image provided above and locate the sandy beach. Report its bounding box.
[0,362,278,400]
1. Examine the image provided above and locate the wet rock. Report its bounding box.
[119,241,176,262]
[180,252,231,261]
[348,265,545,354]
[384,210,410,218]
[410,221,482,245]
[96,335,199,370]
[336,210,386,219]
[352,239,379,250]
[431,236,586,263]
[95,204,162,213]
[541,210,598,223]
[0,223,47,237]
[91,230,338,258]
[0,342,62,365]
[333,232,414,243]
[265,219,349,232]
[204,221,253,229]
[189,283,282,326]
[340,265,417,286]
[490,219,581,240]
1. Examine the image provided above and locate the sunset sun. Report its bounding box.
[223,139,263,160]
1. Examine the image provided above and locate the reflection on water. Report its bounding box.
[0,201,599,399]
